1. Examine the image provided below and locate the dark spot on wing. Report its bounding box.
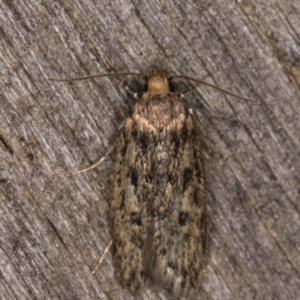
[182,168,192,191]
[170,130,180,157]
[179,212,189,226]
[139,132,148,154]
[130,212,142,226]
[128,167,138,189]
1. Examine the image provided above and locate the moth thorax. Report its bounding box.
[147,68,170,96]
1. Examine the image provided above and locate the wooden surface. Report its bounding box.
[1,0,299,299]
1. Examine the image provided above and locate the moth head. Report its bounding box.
[147,68,170,96]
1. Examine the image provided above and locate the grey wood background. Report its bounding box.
[1,0,299,299]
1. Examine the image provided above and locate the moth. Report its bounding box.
[50,68,255,298]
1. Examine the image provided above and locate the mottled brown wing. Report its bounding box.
[111,94,206,297]
[144,98,206,298]
[111,112,152,292]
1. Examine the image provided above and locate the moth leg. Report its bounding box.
[178,76,216,99]
[179,79,209,99]
[92,239,113,274]
[202,136,234,161]
[202,138,223,159]
[74,144,114,174]
[120,80,139,100]
[178,86,198,99]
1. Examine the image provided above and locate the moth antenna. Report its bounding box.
[49,72,146,82]
[169,75,257,102]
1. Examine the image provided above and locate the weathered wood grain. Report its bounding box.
[0,0,299,299]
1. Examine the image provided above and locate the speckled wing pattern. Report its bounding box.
[111,90,206,297]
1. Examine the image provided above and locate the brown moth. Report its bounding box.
[50,67,255,298]
[111,68,206,297]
